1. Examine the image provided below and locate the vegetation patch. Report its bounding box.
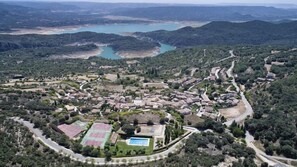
[110,138,154,157]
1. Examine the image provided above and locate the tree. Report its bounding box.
[265,145,274,156]
[136,126,141,133]
[261,162,268,167]
[243,157,257,167]
[82,146,93,156]
[33,120,42,128]
[281,145,296,158]
[159,118,167,125]
[220,116,226,122]
[122,124,135,135]
[90,148,100,157]
[72,142,83,153]
[133,119,139,126]
[147,120,154,126]
[232,127,245,138]
[165,126,171,144]
[105,150,112,162]
[58,136,70,148]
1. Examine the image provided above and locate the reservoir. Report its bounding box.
[99,43,175,60]
[59,22,183,35]
[99,46,121,59]
[59,22,186,59]
[159,43,176,54]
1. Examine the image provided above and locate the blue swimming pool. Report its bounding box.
[128,137,150,146]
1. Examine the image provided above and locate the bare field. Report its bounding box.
[219,100,245,119]
[49,48,101,60]
[117,48,159,58]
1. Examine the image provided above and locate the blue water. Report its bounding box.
[129,137,149,146]
[59,22,182,35]
[59,23,179,59]
[99,46,122,60]
[159,43,176,54]
[100,43,175,60]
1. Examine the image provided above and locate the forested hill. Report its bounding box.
[0,2,151,32]
[113,6,297,21]
[0,32,159,52]
[0,3,100,32]
[136,20,297,47]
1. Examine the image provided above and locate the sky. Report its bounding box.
[4,0,297,5]
[87,0,297,4]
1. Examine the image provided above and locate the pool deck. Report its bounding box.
[133,124,166,149]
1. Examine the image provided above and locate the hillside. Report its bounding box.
[136,20,297,47]
[114,6,297,21]
[0,2,150,32]
[0,32,159,53]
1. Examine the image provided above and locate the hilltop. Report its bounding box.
[113,6,297,21]
[136,20,297,47]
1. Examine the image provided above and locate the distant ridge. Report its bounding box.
[113,6,297,21]
[136,20,297,47]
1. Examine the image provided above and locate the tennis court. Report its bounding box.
[80,123,112,148]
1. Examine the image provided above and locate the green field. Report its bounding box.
[110,138,154,157]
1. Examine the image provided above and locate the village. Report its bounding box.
[0,57,250,159]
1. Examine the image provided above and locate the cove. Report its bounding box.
[58,22,180,59]
[98,43,175,60]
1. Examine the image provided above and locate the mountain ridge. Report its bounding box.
[113,6,297,21]
[136,20,297,47]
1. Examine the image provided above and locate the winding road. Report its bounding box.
[224,60,294,167]
[224,60,248,126]
[13,117,198,166]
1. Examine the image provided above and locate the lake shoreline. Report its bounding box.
[1,25,94,35]
[116,47,160,59]
[49,48,102,60]
[0,20,207,35]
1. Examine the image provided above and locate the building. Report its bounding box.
[58,124,83,139]
[110,132,119,146]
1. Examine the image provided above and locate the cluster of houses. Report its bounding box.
[257,72,276,82]
[51,67,244,122]
[212,91,239,108]
[92,91,202,115]
[169,77,202,87]
[55,80,221,119]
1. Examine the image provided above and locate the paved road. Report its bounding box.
[190,68,197,77]
[13,117,198,166]
[245,132,295,167]
[224,91,253,126]
[79,81,86,91]
[245,132,278,166]
[215,68,220,80]
[201,87,211,101]
[224,60,293,166]
[226,60,240,92]
[215,50,236,64]
[224,60,249,126]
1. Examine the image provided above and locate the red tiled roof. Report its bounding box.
[58,124,83,139]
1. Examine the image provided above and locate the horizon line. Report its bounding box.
[1,0,297,6]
